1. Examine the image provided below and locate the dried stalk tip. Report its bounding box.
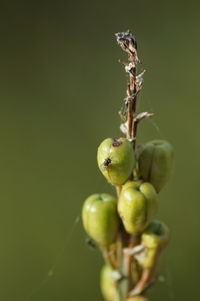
[115,30,148,144]
[115,31,139,63]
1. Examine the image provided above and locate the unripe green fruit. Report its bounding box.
[142,220,170,249]
[118,181,158,234]
[138,220,170,268]
[97,138,135,186]
[82,193,120,246]
[138,140,173,192]
[100,265,117,301]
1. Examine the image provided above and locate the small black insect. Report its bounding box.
[103,158,111,167]
[85,238,96,249]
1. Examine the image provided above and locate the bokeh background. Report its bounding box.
[0,0,199,300]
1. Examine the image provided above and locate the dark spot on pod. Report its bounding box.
[112,141,122,147]
[112,138,122,147]
[103,158,111,167]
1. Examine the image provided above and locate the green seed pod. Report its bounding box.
[118,181,158,234]
[126,296,149,301]
[97,137,135,186]
[138,220,170,268]
[138,140,174,192]
[142,220,170,249]
[82,193,120,246]
[100,265,117,301]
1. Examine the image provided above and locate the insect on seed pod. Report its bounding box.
[97,137,135,186]
[138,140,174,192]
[136,220,170,268]
[100,265,118,301]
[82,193,120,246]
[118,181,158,234]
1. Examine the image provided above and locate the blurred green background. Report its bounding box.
[0,0,199,300]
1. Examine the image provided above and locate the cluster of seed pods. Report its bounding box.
[82,31,174,301]
[82,138,173,300]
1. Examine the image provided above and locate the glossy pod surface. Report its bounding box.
[118,181,158,234]
[142,220,170,249]
[138,220,170,268]
[97,137,135,186]
[100,265,117,301]
[82,193,119,246]
[138,140,174,192]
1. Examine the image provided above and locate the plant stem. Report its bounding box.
[101,246,117,270]
[115,30,139,145]
[114,30,155,300]
[118,234,139,300]
[115,185,122,198]
[115,30,140,301]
